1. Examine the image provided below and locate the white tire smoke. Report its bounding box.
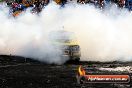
[0,2,132,63]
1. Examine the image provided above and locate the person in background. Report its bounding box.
[32,0,41,13]
[98,0,105,8]
[125,0,132,11]
[44,0,49,5]
[118,0,125,7]
[15,0,22,3]
[11,2,19,12]
[61,0,67,6]
[77,0,86,4]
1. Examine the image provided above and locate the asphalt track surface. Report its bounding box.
[0,55,132,88]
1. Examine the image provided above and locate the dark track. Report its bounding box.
[0,55,132,88]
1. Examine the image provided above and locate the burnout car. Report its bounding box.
[50,30,81,61]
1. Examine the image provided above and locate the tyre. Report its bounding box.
[75,58,80,62]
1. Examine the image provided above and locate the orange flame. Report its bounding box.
[78,65,86,76]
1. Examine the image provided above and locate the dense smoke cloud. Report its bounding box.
[0,2,132,63]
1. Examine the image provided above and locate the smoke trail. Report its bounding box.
[0,2,132,63]
[61,4,132,61]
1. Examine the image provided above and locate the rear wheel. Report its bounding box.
[65,57,80,64]
[75,58,80,62]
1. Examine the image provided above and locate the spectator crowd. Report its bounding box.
[1,0,132,16]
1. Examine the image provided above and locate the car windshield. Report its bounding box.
[50,31,76,43]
